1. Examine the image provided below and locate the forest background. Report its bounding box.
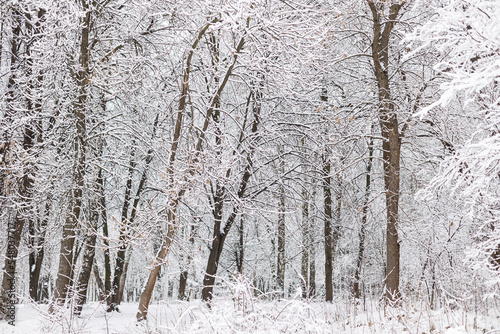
[0,0,499,332]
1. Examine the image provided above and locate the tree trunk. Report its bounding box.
[354,137,373,299]
[301,187,309,298]
[201,189,225,302]
[74,175,103,314]
[269,230,276,293]
[97,169,111,303]
[332,175,342,271]
[276,178,286,298]
[116,250,131,305]
[201,88,261,303]
[93,263,106,302]
[26,8,46,303]
[74,222,97,315]
[178,224,196,300]
[366,0,404,303]
[309,187,317,296]
[0,7,41,318]
[137,204,178,321]
[178,270,188,301]
[309,222,316,297]
[323,157,333,302]
[137,18,247,320]
[109,116,157,311]
[108,147,136,312]
[50,7,90,312]
[236,216,244,274]
[201,55,224,302]
[29,210,47,302]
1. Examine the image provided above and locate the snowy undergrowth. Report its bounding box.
[0,298,499,333]
[1,279,499,334]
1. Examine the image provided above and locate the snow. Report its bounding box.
[443,327,467,334]
[0,299,498,333]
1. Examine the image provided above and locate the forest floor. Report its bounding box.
[0,297,499,333]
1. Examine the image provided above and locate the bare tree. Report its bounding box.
[353,135,374,299]
[50,1,91,312]
[366,0,405,303]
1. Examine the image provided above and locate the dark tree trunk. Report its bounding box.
[74,168,104,314]
[93,263,106,302]
[116,250,131,305]
[74,224,98,315]
[108,147,136,312]
[178,224,196,300]
[137,203,178,321]
[137,18,246,320]
[1,7,43,318]
[202,54,224,301]
[0,214,24,319]
[108,116,157,312]
[202,189,225,302]
[332,176,342,270]
[366,0,404,303]
[319,87,334,302]
[97,169,111,302]
[26,8,46,303]
[201,87,261,303]
[309,186,317,296]
[301,187,309,298]
[29,211,47,302]
[323,157,333,302]
[236,216,244,274]
[354,137,373,299]
[178,270,188,300]
[50,7,90,312]
[309,224,316,297]
[276,179,286,298]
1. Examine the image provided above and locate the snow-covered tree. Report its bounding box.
[409,0,500,298]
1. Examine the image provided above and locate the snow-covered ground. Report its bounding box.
[1,297,499,333]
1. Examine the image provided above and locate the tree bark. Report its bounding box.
[201,87,261,303]
[353,137,373,299]
[135,23,216,319]
[236,216,244,274]
[332,175,342,267]
[202,184,225,302]
[108,146,136,311]
[178,270,188,301]
[29,209,48,302]
[178,224,196,300]
[137,17,248,320]
[50,7,91,312]
[309,217,316,297]
[26,8,46,302]
[108,115,157,311]
[301,184,310,298]
[93,263,106,302]
[137,204,178,321]
[97,169,111,303]
[116,250,131,305]
[1,7,42,318]
[73,215,98,315]
[366,0,404,303]
[323,157,333,302]
[201,47,225,301]
[276,173,286,298]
